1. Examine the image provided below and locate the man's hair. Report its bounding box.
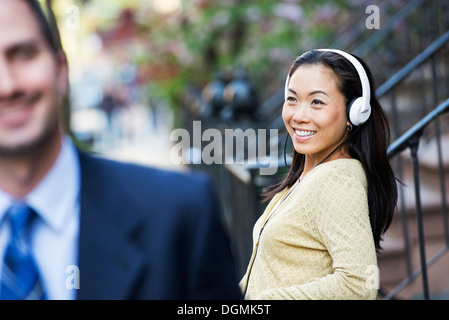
[24,0,62,54]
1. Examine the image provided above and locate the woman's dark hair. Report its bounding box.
[264,50,398,251]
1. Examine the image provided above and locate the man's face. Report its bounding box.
[0,0,68,156]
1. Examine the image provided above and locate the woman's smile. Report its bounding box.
[293,128,317,140]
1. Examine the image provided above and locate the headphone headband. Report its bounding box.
[284,49,372,126]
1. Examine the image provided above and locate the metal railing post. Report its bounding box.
[431,56,449,246]
[408,132,430,300]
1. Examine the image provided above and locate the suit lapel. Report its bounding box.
[76,151,146,300]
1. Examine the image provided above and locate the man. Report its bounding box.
[0,0,242,300]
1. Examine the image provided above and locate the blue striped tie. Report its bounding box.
[1,203,46,300]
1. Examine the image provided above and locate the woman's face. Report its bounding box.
[282,64,350,165]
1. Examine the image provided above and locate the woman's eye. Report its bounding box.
[286,96,297,102]
[311,99,324,105]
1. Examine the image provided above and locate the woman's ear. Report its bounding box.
[346,121,353,132]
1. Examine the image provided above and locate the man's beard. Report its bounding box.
[0,119,60,159]
[0,89,62,159]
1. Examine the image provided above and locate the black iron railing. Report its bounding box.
[384,97,449,300]
[364,22,449,298]
[377,29,449,139]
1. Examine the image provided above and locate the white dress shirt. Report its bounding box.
[0,137,80,300]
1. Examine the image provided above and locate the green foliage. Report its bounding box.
[66,0,358,112]
[141,0,355,108]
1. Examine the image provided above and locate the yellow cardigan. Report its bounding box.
[240,159,378,300]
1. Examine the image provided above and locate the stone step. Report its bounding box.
[379,236,449,299]
[378,204,449,299]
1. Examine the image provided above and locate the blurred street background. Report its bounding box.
[46,0,449,300]
[52,0,382,169]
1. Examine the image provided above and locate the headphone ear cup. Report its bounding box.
[347,97,371,126]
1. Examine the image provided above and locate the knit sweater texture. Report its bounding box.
[240,159,378,300]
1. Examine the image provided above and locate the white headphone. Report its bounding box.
[284,49,371,126]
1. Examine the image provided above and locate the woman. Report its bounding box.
[240,49,398,300]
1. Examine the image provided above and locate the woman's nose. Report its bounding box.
[292,104,310,123]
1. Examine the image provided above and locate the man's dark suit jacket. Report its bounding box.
[75,151,242,300]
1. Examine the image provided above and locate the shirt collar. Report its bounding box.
[25,137,80,233]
